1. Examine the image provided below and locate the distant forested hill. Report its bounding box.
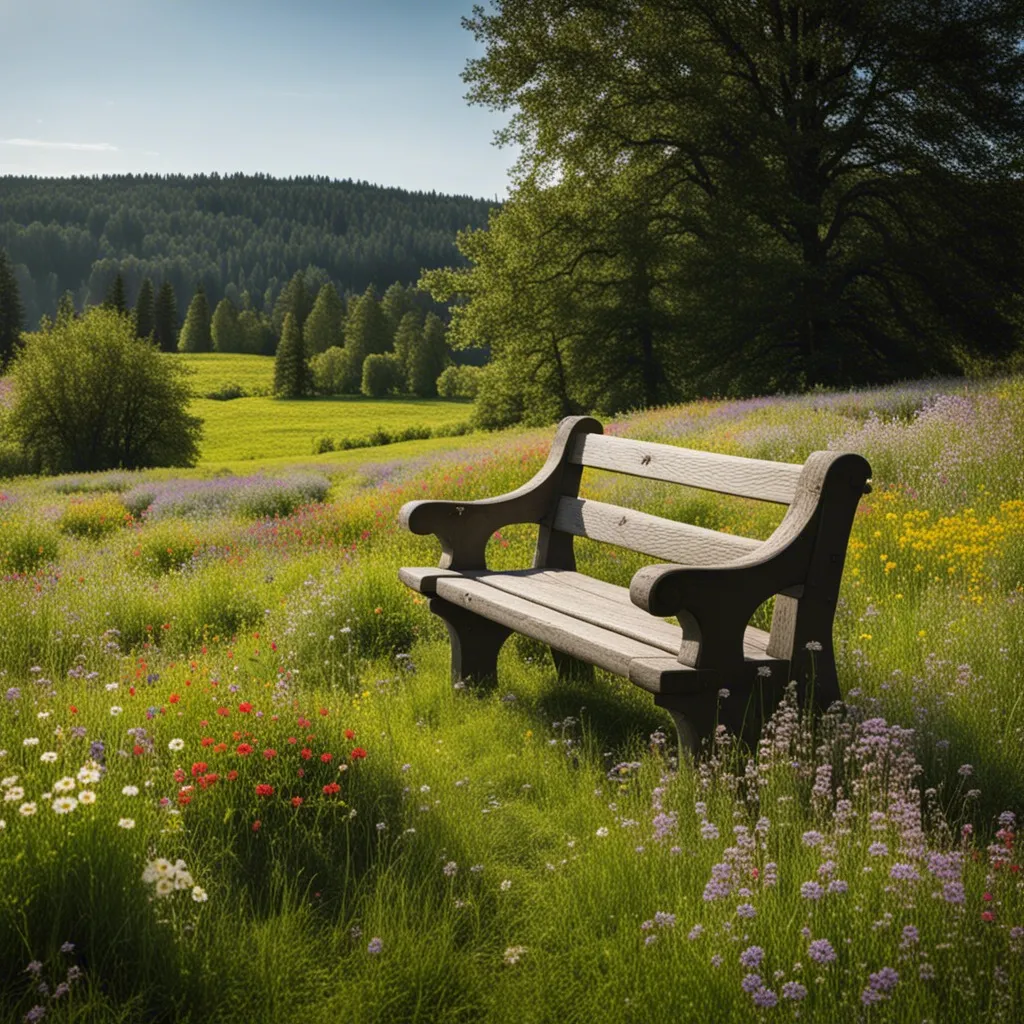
[0,173,497,327]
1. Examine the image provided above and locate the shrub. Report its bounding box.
[436,364,483,400]
[58,495,131,538]
[128,521,202,575]
[312,435,336,454]
[50,471,136,494]
[204,382,247,401]
[310,346,348,395]
[6,307,202,473]
[0,517,59,574]
[361,353,404,398]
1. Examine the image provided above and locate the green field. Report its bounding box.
[180,354,473,465]
[2,378,1024,1022]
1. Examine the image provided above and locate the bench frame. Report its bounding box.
[398,416,870,754]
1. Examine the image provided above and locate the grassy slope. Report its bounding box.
[1,378,1023,1022]
[180,353,473,464]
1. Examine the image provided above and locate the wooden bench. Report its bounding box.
[397,416,871,754]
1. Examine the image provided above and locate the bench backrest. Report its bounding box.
[533,417,870,673]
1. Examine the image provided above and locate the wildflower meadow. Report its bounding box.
[0,376,1023,1022]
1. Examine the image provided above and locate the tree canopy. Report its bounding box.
[452,0,1024,407]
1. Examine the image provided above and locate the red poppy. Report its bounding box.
[982,911,995,922]
[255,784,274,797]
[300,747,312,760]
[69,705,78,715]
[297,716,311,729]
[322,782,341,795]
[252,819,261,831]
[236,743,253,756]
[321,752,333,763]
[173,768,186,784]
[227,770,238,781]
[297,768,305,778]
[214,742,228,754]
[200,737,214,747]
[169,693,180,704]
[216,706,231,717]
[319,707,329,717]
[287,736,297,745]
[344,729,355,740]
[232,730,242,741]
[191,762,208,777]
[177,790,192,806]
[983,892,994,902]
[133,744,144,757]
[350,748,367,760]
[291,796,304,807]
[238,702,252,713]
[263,748,277,759]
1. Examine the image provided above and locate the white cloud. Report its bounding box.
[2,138,118,152]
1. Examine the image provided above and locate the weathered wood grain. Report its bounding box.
[552,496,762,566]
[570,433,804,504]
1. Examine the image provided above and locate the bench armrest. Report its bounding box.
[399,416,602,570]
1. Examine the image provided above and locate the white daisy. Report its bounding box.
[191,886,208,903]
[53,777,76,793]
[109,706,123,716]
[77,767,100,784]
[77,790,96,805]
[105,682,119,691]
[121,785,139,797]
[23,737,39,747]
[1,775,18,787]
[0,819,5,829]
[154,878,175,897]
[173,871,194,889]
[41,793,52,800]
[3,787,24,802]
[37,711,51,719]
[52,797,77,814]
[117,818,135,829]
[152,858,174,877]
[40,751,57,763]
[167,738,185,752]
[19,802,37,816]
[173,858,188,874]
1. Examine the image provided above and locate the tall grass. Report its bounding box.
[0,376,1022,1022]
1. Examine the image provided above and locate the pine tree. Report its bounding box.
[135,278,156,339]
[338,284,391,391]
[154,281,179,352]
[271,270,313,338]
[211,297,244,352]
[0,248,25,367]
[273,312,310,397]
[178,284,212,352]
[103,272,128,314]
[408,312,448,397]
[55,291,76,326]
[303,281,345,354]
[381,282,421,340]
[393,311,423,392]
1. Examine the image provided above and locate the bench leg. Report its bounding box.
[550,648,595,683]
[428,597,512,686]
[653,694,719,759]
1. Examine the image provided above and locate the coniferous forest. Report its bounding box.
[0,173,496,327]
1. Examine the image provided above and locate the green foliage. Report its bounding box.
[178,284,212,353]
[127,519,202,575]
[380,281,423,339]
[407,312,448,397]
[271,269,318,339]
[153,280,178,353]
[55,291,76,327]
[238,308,275,355]
[211,297,245,353]
[0,247,24,367]
[302,281,344,355]
[134,277,155,339]
[273,313,310,398]
[309,345,348,395]
[360,352,403,398]
[435,363,482,401]
[454,0,1024,407]
[0,515,58,573]
[102,272,127,314]
[57,495,131,539]
[342,285,392,393]
[7,307,202,473]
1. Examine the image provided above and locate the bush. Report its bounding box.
[310,346,348,395]
[204,382,247,401]
[0,517,59,574]
[7,307,202,473]
[361,353,404,398]
[127,521,202,575]
[58,495,131,538]
[436,364,483,400]
[312,435,336,454]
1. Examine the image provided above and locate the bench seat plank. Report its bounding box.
[571,433,803,504]
[552,496,763,566]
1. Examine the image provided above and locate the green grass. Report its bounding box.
[180,353,473,465]
[1,378,1023,1022]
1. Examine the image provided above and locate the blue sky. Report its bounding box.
[0,0,517,199]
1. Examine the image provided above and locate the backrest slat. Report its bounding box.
[570,433,802,505]
[552,497,762,566]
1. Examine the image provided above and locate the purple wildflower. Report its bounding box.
[869,967,899,992]
[367,937,383,954]
[688,924,703,941]
[889,863,920,882]
[740,946,765,969]
[753,988,778,1008]
[942,881,966,904]
[801,830,824,847]
[700,821,720,840]
[800,881,824,900]
[24,1007,46,1023]
[808,939,837,964]
[868,842,889,857]
[782,981,808,1001]
[736,903,757,919]
[900,925,919,947]
[653,911,676,929]
[741,973,763,993]
[861,987,885,1006]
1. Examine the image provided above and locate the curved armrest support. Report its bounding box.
[399,415,603,570]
